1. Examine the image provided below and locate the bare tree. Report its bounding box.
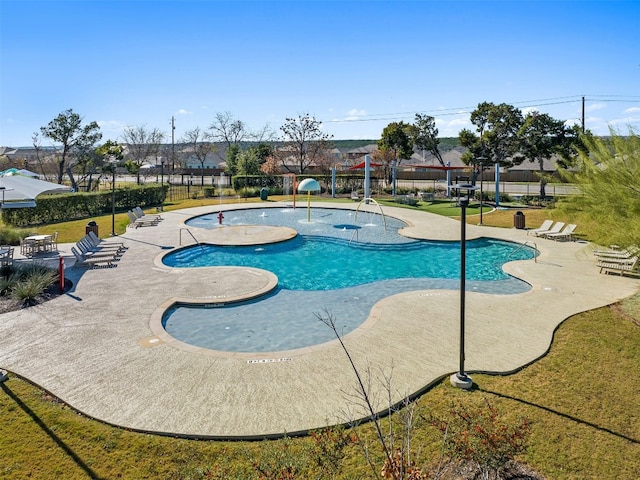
[181,127,216,186]
[278,113,333,174]
[120,125,165,184]
[209,111,247,151]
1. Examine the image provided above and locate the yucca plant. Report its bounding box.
[10,265,58,307]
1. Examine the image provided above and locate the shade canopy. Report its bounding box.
[297,178,321,192]
[348,161,383,170]
[0,168,40,178]
[405,165,471,171]
[0,175,73,208]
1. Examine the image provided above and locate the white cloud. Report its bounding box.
[175,109,192,116]
[522,106,540,116]
[624,107,640,114]
[344,108,368,121]
[586,102,606,112]
[97,120,127,139]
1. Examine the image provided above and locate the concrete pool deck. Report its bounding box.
[0,202,638,439]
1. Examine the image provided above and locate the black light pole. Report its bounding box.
[451,183,478,390]
[111,161,116,236]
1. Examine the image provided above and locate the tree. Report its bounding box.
[260,155,281,175]
[225,144,241,176]
[182,127,216,186]
[40,108,102,185]
[120,125,165,184]
[518,112,580,198]
[413,114,445,166]
[559,128,640,248]
[209,111,247,152]
[278,114,333,174]
[459,102,524,183]
[377,121,415,185]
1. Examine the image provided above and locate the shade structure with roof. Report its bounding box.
[297,178,321,222]
[0,174,73,208]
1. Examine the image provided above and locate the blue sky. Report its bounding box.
[1,0,639,147]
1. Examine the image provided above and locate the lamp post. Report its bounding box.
[110,160,117,236]
[450,182,479,390]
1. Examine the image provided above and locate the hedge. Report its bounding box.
[1,185,166,227]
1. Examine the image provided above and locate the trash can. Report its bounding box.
[513,211,525,229]
[86,221,99,236]
[260,187,268,201]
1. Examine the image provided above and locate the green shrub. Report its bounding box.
[0,226,34,246]
[11,268,57,306]
[0,273,19,296]
[0,263,58,307]
[395,195,419,207]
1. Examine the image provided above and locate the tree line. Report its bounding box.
[31,103,586,198]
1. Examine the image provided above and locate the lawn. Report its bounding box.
[1,299,638,479]
[0,195,637,478]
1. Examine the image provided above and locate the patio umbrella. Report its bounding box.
[0,175,73,208]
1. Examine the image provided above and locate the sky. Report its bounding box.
[1,0,639,148]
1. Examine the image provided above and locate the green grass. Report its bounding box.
[0,193,637,478]
[1,301,638,479]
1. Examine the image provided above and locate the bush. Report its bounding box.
[431,399,530,479]
[0,226,34,246]
[0,263,58,307]
[395,195,419,207]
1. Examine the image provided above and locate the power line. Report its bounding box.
[326,95,640,125]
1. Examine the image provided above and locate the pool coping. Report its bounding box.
[0,201,638,439]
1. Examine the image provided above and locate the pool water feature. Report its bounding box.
[162,207,536,353]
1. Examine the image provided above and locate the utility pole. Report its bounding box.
[171,116,176,172]
[581,96,585,133]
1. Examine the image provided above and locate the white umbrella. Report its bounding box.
[0,175,73,208]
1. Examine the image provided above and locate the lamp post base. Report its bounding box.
[450,372,473,390]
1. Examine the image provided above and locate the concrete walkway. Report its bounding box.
[0,202,637,439]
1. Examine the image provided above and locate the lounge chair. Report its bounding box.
[0,247,14,267]
[71,246,116,268]
[527,220,553,236]
[534,221,565,238]
[87,231,126,250]
[134,206,162,222]
[127,211,158,228]
[598,256,640,276]
[77,237,125,257]
[544,224,577,241]
[593,245,638,259]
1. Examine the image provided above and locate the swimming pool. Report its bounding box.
[162,207,535,353]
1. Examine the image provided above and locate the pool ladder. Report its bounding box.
[508,240,538,263]
[179,228,204,249]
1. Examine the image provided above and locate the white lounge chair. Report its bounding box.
[544,224,577,241]
[87,231,126,250]
[134,206,162,221]
[127,211,158,228]
[78,237,125,257]
[598,256,640,276]
[71,246,116,268]
[534,221,565,237]
[527,219,553,236]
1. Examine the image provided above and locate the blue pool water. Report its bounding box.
[162,207,535,353]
